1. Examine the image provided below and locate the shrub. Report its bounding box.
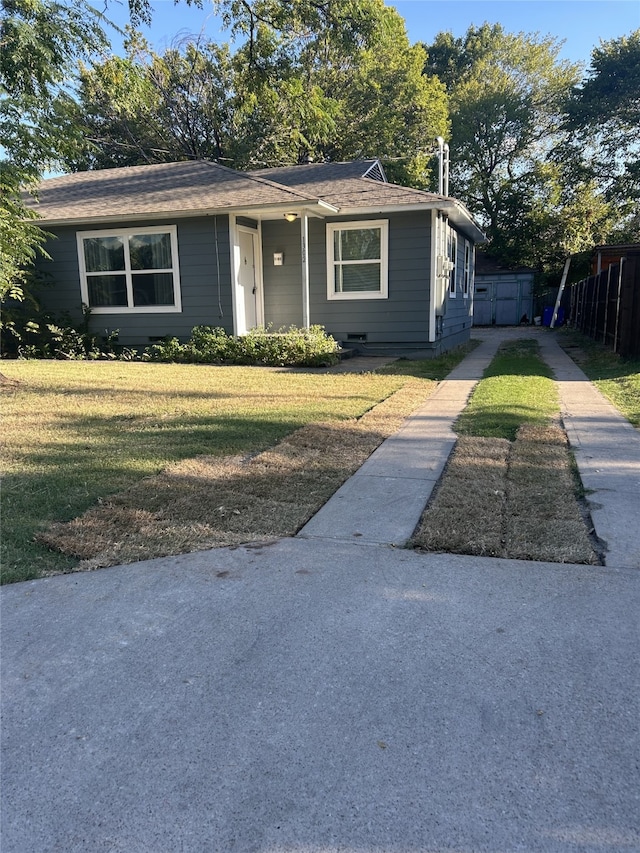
[1,304,135,361]
[143,325,339,367]
[5,314,339,368]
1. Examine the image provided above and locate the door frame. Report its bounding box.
[230,217,264,335]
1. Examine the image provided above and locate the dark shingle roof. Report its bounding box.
[29,160,318,223]
[27,158,485,241]
[254,161,448,209]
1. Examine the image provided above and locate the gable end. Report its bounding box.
[362,161,387,183]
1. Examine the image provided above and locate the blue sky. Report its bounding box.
[112,0,640,67]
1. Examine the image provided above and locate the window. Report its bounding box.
[463,240,472,298]
[327,220,388,300]
[77,226,181,313]
[448,228,457,297]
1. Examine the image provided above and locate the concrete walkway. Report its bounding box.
[535,332,640,569]
[2,328,639,853]
[301,327,640,569]
[299,332,505,547]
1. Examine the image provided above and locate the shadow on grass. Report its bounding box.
[455,340,558,441]
[377,340,480,380]
[1,414,307,585]
[35,420,392,571]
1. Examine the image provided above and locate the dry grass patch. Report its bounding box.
[413,423,599,564]
[412,437,509,557]
[37,380,430,570]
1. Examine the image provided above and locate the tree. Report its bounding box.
[71,27,342,169]
[74,2,448,180]
[563,30,640,233]
[316,5,448,186]
[71,32,240,169]
[422,24,640,278]
[421,24,612,279]
[0,0,109,306]
[423,25,581,235]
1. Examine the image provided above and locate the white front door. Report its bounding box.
[238,229,258,332]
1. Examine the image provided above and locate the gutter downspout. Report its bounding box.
[429,209,438,342]
[229,214,239,335]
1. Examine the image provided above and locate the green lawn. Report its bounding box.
[456,339,558,440]
[2,360,412,583]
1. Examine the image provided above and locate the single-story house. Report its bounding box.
[472,253,536,326]
[28,159,485,355]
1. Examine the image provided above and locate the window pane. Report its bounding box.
[339,228,381,261]
[335,263,381,293]
[129,233,173,271]
[132,273,175,306]
[84,237,125,272]
[87,275,127,306]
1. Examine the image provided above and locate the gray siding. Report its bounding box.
[309,212,433,353]
[37,208,476,357]
[263,212,474,355]
[261,221,304,329]
[37,216,234,348]
[440,229,473,347]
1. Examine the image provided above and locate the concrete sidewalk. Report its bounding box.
[299,331,505,546]
[2,327,639,853]
[301,327,640,569]
[535,332,640,569]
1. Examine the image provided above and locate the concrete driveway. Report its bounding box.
[2,539,639,852]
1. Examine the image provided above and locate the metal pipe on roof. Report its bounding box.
[436,137,450,197]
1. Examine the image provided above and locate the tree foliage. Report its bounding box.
[423,26,580,234]
[72,2,448,180]
[317,6,448,186]
[564,30,640,217]
[0,0,110,303]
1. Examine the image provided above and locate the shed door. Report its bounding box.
[495,279,519,325]
[238,229,258,332]
[473,284,493,325]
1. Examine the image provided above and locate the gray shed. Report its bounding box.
[473,253,535,326]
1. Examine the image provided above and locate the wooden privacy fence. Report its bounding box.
[568,250,640,357]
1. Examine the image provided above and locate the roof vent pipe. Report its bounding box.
[436,137,450,197]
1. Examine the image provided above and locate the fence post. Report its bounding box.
[602,264,612,344]
[613,258,625,354]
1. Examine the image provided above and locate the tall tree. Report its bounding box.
[72,32,239,169]
[317,5,448,186]
[562,29,640,239]
[0,0,109,304]
[73,3,448,180]
[423,24,581,239]
[0,0,179,323]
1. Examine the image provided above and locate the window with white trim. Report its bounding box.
[448,228,457,297]
[463,240,472,298]
[77,226,181,312]
[327,220,388,300]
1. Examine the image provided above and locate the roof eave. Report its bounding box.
[329,200,487,243]
[32,199,339,228]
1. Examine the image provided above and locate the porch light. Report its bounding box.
[284,212,298,222]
